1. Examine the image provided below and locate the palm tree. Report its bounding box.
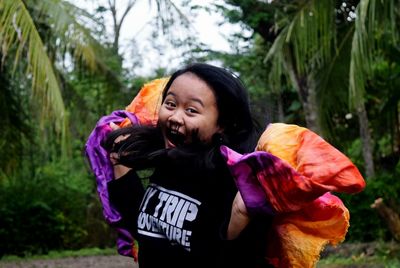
[258,0,399,178]
[218,0,400,243]
[0,0,118,175]
[221,0,400,178]
[265,0,337,135]
[0,0,109,133]
[223,0,337,134]
[348,0,399,177]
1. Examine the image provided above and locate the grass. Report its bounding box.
[1,247,116,262]
[318,256,400,267]
[317,241,400,267]
[1,242,399,267]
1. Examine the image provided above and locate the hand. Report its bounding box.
[227,191,250,240]
[109,122,132,179]
[110,122,131,142]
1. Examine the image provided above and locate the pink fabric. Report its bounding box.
[220,123,366,267]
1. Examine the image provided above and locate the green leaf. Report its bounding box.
[0,0,65,131]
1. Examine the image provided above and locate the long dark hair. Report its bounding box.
[103,63,260,170]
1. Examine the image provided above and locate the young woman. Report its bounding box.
[103,63,273,267]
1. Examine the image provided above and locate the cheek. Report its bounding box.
[157,108,168,126]
[196,119,220,141]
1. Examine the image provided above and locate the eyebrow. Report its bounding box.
[166,92,205,107]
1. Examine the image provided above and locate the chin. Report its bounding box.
[165,140,176,149]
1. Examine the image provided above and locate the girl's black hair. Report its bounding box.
[104,63,260,170]
[161,63,260,153]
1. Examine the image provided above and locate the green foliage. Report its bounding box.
[368,53,400,170]
[0,62,32,175]
[1,0,400,257]
[344,138,365,170]
[349,0,399,110]
[339,171,400,242]
[318,255,400,267]
[0,157,96,257]
[0,0,66,130]
[318,242,400,267]
[1,247,115,261]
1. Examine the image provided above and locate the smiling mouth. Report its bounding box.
[165,129,185,147]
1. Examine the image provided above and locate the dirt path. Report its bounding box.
[0,255,389,268]
[1,242,398,268]
[0,255,138,268]
[0,254,394,268]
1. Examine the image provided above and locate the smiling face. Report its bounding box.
[158,72,222,148]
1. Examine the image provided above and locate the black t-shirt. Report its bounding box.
[108,159,273,268]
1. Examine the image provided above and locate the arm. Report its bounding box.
[108,169,145,231]
[108,123,144,229]
[226,191,250,240]
[109,121,132,180]
[85,111,141,259]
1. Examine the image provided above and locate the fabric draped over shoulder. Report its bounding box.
[84,78,168,261]
[220,123,366,268]
[86,76,366,267]
[120,77,167,127]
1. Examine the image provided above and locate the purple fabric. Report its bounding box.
[85,110,138,257]
[116,227,135,256]
[220,146,275,215]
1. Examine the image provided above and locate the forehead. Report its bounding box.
[166,73,216,104]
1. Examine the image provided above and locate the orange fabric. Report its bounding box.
[266,193,350,267]
[257,123,365,200]
[119,77,168,127]
[114,83,365,267]
[256,123,365,267]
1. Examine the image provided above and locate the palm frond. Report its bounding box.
[264,29,287,92]
[316,25,355,140]
[0,0,65,130]
[33,0,103,71]
[349,0,399,109]
[349,0,372,109]
[264,0,336,91]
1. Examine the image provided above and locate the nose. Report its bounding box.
[168,110,184,127]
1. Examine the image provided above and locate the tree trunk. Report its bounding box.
[395,104,400,153]
[277,92,284,122]
[108,0,136,55]
[357,104,375,178]
[371,198,400,242]
[302,78,321,134]
[284,49,322,134]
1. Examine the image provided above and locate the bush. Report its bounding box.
[339,170,400,242]
[0,158,103,257]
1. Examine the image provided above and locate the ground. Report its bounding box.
[1,242,399,268]
[0,255,138,268]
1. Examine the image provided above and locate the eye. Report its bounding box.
[186,108,198,114]
[164,100,176,109]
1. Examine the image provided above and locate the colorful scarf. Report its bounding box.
[85,78,366,267]
[84,78,167,260]
[220,123,365,267]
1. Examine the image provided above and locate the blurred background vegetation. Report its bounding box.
[0,0,399,258]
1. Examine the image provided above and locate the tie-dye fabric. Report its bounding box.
[220,123,366,267]
[119,77,168,127]
[86,77,366,267]
[85,110,138,259]
[85,78,168,260]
